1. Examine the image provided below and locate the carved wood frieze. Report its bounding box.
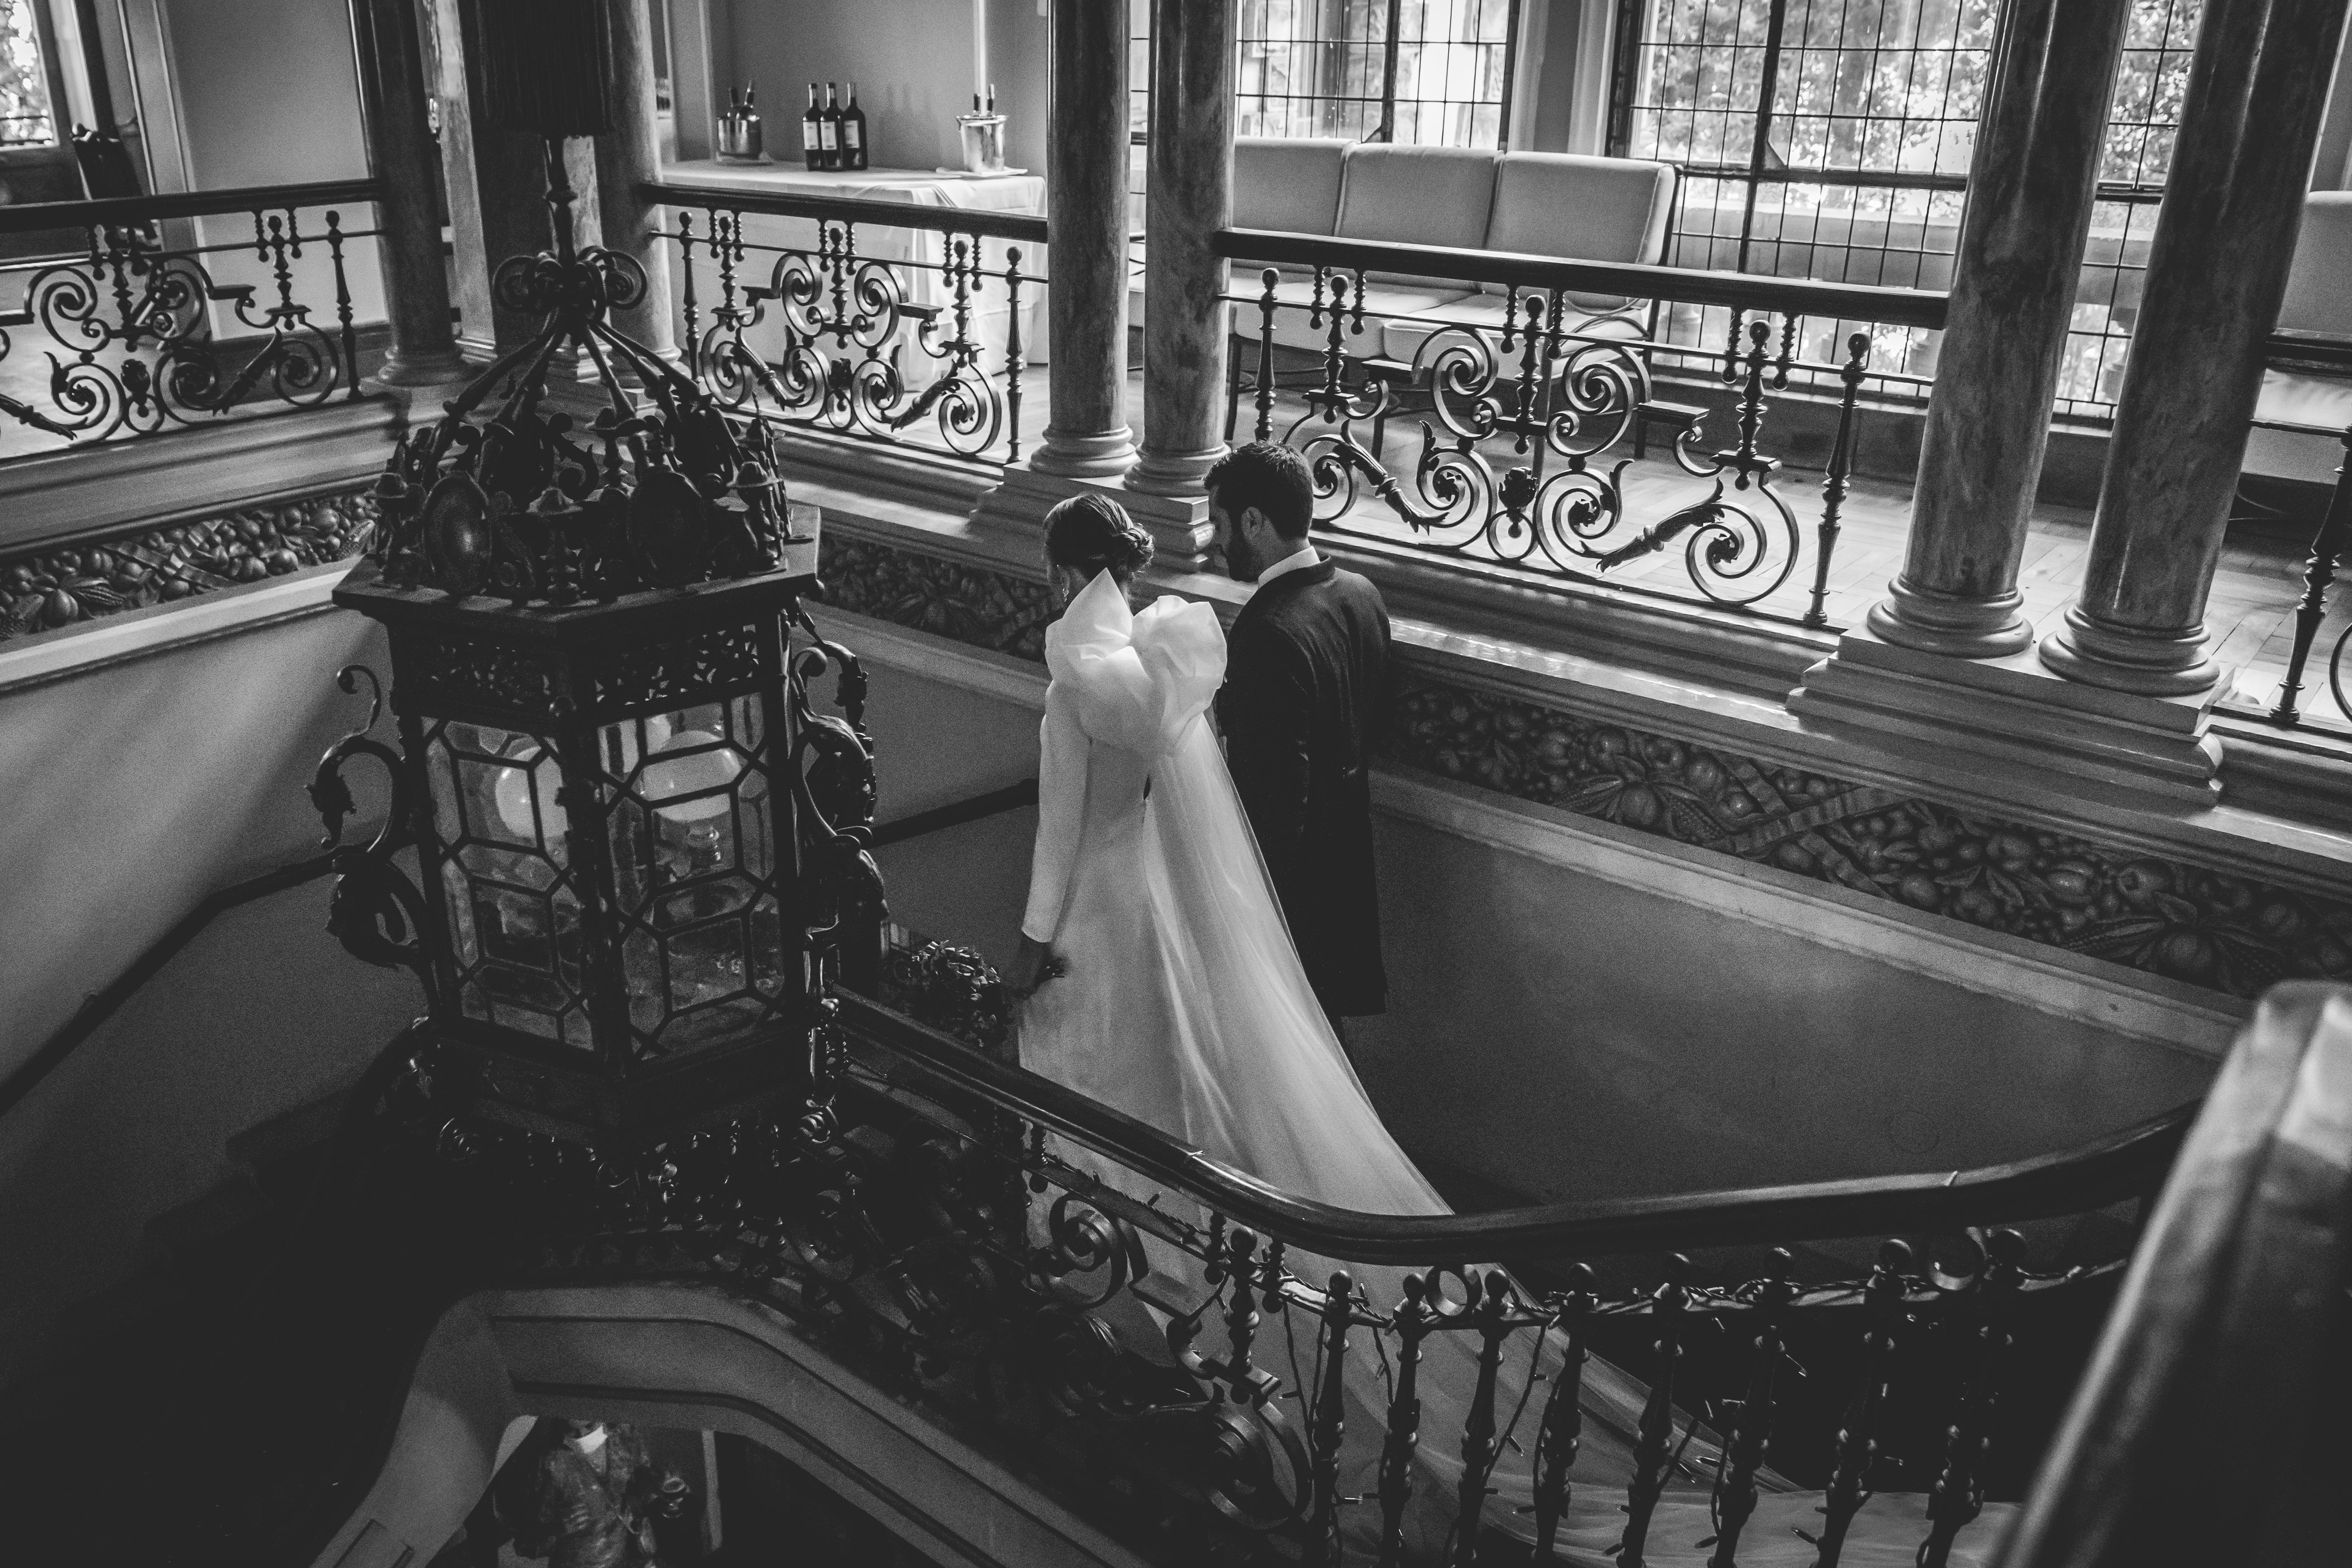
[0,486,381,644]
[815,531,2352,1001]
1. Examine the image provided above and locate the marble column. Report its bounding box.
[426,0,604,362]
[1864,0,2133,657]
[592,0,679,364]
[357,0,464,385]
[1126,0,1232,497]
[1033,0,1138,477]
[2041,0,2352,693]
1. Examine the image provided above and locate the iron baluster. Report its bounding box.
[1222,1225,1263,1399]
[1509,290,1544,458]
[1617,1254,1692,1568]
[327,211,357,400]
[1725,318,1776,490]
[1375,1274,1432,1568]
[1919,1230,2025,1568]
[1006,245,1026,462]
[1707,1249,1797,1568]
[1532,1264,1597,1563]
[677,211,700,375]
[1255,266,1280,443]
[1813,1240,1913,1568]
[1771,313,1800,391]
[1807,333,1870,628]
[1308,1270,1354,1567]
[1722,308,1746,384]
[2270,423,2352,722]
[949,236,974,371]
[1451,1270,1516,1568]
[1319,271,1353,424]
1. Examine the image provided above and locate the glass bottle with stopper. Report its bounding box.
[801,82,823,171]
[819,82,842,169]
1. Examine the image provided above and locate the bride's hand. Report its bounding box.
[1006,935,1067,998]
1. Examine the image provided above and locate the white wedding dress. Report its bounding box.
[1017,570,2002,1566]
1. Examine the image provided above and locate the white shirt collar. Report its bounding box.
[1255,546,1322,586]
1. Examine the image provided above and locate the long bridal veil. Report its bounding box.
[1017,573,1993,1565]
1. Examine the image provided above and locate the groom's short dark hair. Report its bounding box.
[1205,442,1314,540]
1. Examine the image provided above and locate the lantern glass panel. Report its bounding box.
[425,719,592,1048]
[602,692,787,1058]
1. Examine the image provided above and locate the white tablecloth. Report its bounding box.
[659,161,1048,395]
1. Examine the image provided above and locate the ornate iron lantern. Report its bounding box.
[310,36,879,1140]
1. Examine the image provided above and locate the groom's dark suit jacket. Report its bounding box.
[1217,556,1390,1018]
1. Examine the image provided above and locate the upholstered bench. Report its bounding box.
[1163,138,1675,439]
[2246,192,2352,492]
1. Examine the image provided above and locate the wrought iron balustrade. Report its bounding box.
[0,179,383,457]
[1217,228,1946,630]
[370,931,2192,1568]
[642,181,1048,469]
[2229,331,2352,733]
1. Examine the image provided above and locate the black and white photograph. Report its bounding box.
[0,0,2346,1563]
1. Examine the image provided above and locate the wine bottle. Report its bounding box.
[843,81,868,171]
[819,82,842,170]
[801,82,823,171]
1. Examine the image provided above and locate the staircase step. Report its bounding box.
[142,1171,277,1265]
[227,1078,359,1202]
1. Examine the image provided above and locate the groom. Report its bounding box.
[1207,442,1391,1029]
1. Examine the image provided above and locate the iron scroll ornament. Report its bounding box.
[308,665,439,1008]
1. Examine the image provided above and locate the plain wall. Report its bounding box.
[0,589,422,1390]
[160,0,390,328]
[721,0,1050,178]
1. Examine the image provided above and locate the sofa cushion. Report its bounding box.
[2247,367,2352,483]
[1481,154,1676,313]
[1233,137,1350,236]
[1335,144,1500,287]
[2279,191,2352,335]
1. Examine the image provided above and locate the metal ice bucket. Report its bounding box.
[957,112,1007,174]
[718,107,763,161]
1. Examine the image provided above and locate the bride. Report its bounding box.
[1001,494,2000,1566]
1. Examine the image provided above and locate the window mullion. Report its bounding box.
[1377,0,1403,141]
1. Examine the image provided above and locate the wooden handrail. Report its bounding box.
[0,179,386,237]
[1995,982,2352,1568]
[639,180,1051,244]
[1214,226,1952,330]
[839,990,2191,1264]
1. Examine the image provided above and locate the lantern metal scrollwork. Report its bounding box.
[312,108,881,1139]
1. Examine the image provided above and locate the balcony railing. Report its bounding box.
[404,948,2190,1568]
[644,181,1049,470]
[0,180,385,459]
[1217,228,1947,628]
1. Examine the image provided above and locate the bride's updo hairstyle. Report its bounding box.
[1043,492,1154,586]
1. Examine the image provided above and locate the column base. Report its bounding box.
[1863,574,2034,659]
[973,462,1217,569]
[1124,443,1227,499]
[1027,426,1140,480]
[1789,625,2224,807]
[2037,604,2222,695]
[375,344,469,388]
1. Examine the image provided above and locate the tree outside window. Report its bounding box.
[1,0,58,149]
[1615,0,2202,413]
